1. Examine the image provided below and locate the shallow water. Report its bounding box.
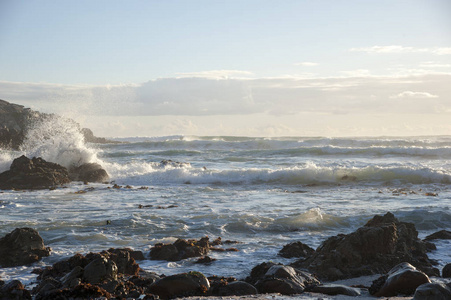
[1,130,450,286]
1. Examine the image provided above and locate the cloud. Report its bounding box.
[1,72,450,119]
[175,70,254,79]
[350,46,451,55]
[419,62,451,68]
[294,62,319,67]
[390,91,439,99]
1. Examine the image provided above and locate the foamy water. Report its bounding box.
[0,127,450,286]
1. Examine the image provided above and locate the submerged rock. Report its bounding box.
[370,262,431,297]
[149,236,210,261]
[0,155,70,190]
[278,241,315,259]
[424,230,451,241]
[0,228,51,267]
[69,163,109,183]
[292,212,438,280]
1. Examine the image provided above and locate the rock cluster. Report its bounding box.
[0,155,109,190]
[0,155,71,190]
[150,237,210,261]
[291,212,438,280]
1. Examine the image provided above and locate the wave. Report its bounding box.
[109,161,451,186]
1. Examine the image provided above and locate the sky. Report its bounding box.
[0,0,450,137]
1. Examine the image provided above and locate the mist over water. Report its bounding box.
[0,125,450,284]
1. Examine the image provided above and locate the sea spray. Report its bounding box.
[20,114,102,168]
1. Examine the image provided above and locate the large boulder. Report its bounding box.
[292,212,438,280]
[149,271,210,299]
[370,262,431,297]
[0,280,32,300]
[424,230,451,241]
[0,155,71,190]
[0,99,34,150]
[0,228,51,267]
[246,262,320,295]
[413,282,451,300]
[278,241,315,259]
[69,163,109,183]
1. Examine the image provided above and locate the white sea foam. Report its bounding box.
[19,115,103,168]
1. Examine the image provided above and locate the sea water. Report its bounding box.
[0,121,450,286]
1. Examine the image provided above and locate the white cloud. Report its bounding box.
[350,45,451,55]
[294,62,319,67]
[419,62,451,68]
[390,91,439,99]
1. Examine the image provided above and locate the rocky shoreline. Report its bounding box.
[0,213,450,299]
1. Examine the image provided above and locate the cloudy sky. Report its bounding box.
[1,0,450,137]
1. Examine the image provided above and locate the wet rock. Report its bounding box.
[311,283,361,296]
[213,281,257,296]
[292,212,438,280]
[149,236,210,261]
[69,163,109,183]
[370,262,431,297]
[424,230,451,241]
[102,248,141,276]
[413,282,451,300]
[443,263,451,278]
[83,256,118,284]
[278,241,315,259]
[81,128,117,144]
[0,280,31,300]
[160,159,191,168]
[0,156,71,190]
[39,283,111,300]
[0,228,51,267]
[195,256,216,264]
[149,271,210,299]
[247,263,320,295]
[61,266,83,288]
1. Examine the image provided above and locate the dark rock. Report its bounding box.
[102,248,140,276]
[149,236,210,261]
[424,230,451,241]
[443,263,451,278]
[0,280,31,300]
[0,156,71,190]
[61,266,83,288]
[413,282,451,300]
[311,284,361,296]
[0,228,51,267]
[39,283,111,300]
[247,263,320,295]
[292,212,438,280]
[195,256,216,264]
[160,159,191,168]
[83,256,118,284]
[278,241,315,259]
[213,281,258,296]
[371,262,431,297]
[69,163,109,183]
[149,271,210,299]
[81,128,117,144]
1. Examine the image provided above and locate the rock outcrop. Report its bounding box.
[0,228,51,267]
[69,163,109,183]
[149,237,210,261]
[0,155,71,190]
[149,272,210,299]
[291,212,438,280]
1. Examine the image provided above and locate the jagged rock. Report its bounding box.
[0,156,70,190]
[443,263,451,278]
[149,237,209,261]
[246,263,320,295]
[69,163,109,183]
[0,228,51,267]
[160,159,191,168]
[278,241,315,258]
[370,262,431,297]
[81,128,115,144]
[83,256,118,284]
[424,230,451,241]
[292,212,438,280]
[149,271,210,299]
[102,248,140,276]
[0,280,31,300]
[61,266,83,288]
[311,284,361,296]
[413,282,451,300]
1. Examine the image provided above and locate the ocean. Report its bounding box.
[1,124,450,287]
